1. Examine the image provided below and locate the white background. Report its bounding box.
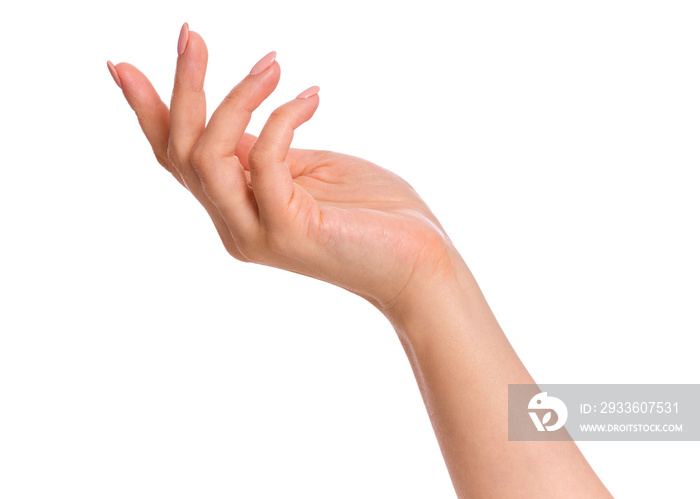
[1,1,698,497]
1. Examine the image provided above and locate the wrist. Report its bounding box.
[379,245,495,346]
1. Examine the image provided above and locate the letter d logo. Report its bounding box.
[528,392,568,432]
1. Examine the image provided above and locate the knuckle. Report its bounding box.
[190,145,214,176]
[234,239,254,260]
[223,241,249,263]
[246,147,266,170]
[235,236,262,264]
[263,227,288,255]
[269,106,289,121]
[166,142,188,166]
[165,144,178,165]
[222,86,243,106]
[152,149,171,170]
[223,86,256,114]
[144,93,165,112]
[170,80,185,98]
[248,143,278,171]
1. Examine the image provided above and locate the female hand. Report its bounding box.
[109,26,613,498]
[108,24,456,316]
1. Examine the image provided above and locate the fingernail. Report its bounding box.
[107,61,122,89]
[296,85,320,99]
[249,51,277,76]
[177,22,189,56]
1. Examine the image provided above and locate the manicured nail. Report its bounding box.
[177,22,189,56]
[107,61,122,89]
[249,51,277,76]
[296,85,320,99]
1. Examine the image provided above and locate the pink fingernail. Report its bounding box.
[249,51,277,76]
[107,61,122,89]
[296,85,320,99]
[177,22,189,55]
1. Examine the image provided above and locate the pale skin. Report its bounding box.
[108,24,612,498]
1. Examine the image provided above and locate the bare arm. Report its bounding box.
[385,248,611,497]
[108,24,611,498]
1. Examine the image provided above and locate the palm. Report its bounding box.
[274,148,449,305]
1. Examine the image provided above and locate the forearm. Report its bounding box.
[385,251,611,498]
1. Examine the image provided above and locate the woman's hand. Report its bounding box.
[108,24,455,315]
[109,25,613,498]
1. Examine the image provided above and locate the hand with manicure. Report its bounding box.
[107,25,613,499]
[107,23,458,317]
